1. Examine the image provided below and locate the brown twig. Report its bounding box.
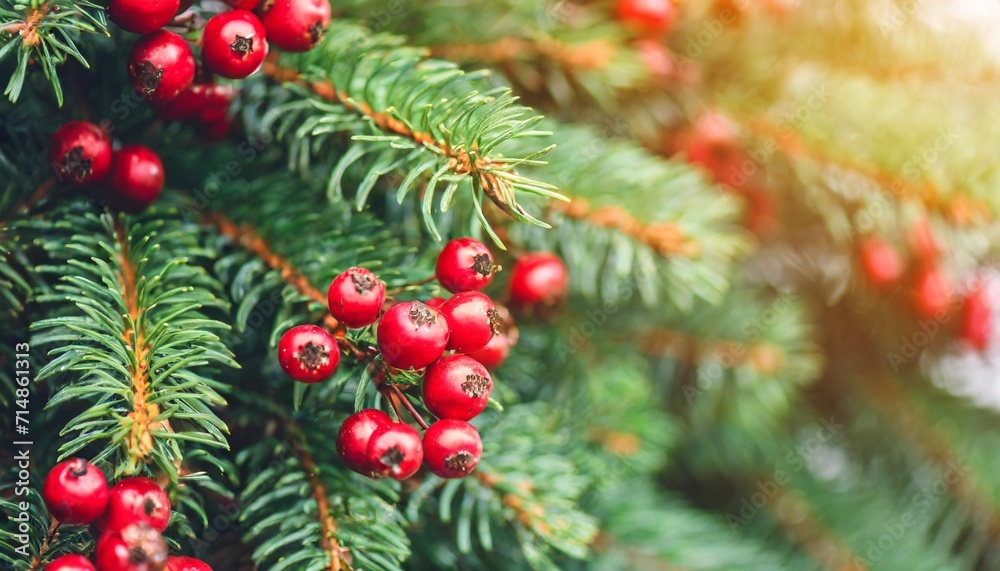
[1,176,56,228]
[288,425,345,571]
[473,470,550,535]
[550,198,700,258]
[391,385,430,430]
[766,486,867,571]
[114,217,169,468]
[28,518,59,570]
[430,37,617,71]
[637,327,785,374]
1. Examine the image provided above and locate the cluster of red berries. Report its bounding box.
[275,237,568,481]
[39,458,210,571]
[112,0,331,135]
[49,121,164,212]
[858,219,993,351]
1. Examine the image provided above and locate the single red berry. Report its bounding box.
[108,0,180,34]
[468,331,512,370]
[95,523,168,571]
[367,422,424,481]
[202,10,268,79]
[49,121,113,185]
[336,409,392,475]
[41,458,109,525]
[422,355,492,421]
[277,324,340,383]
[423,420,482,479]
[508,253,569,308]
[960,286,993,351]
[859,237,903,289]
[616,0,677,36]
[683,112,746,187]
[166,556,213,571]
[43,554,96,571]
[435,238,499,293]
[635,38,674,78]
[128,30,196,104]
[377,301,450,370]
[102,477,171,533]
[151,83,237,122]
[107,145,165,213]
[224,0,260,8]
[913,266,953,319]
[439,292,499,353]
[259,0,331,52]
[328,267,387,328]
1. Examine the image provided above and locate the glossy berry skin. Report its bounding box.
[423,420,482,479]
[277,325,340,383]
[422,355,492,421]
[224,0,259,8]
[468,331,512,370]
[440,292,499,353]
[108,0,180,34]
[41,458,109,525]
[859,237,903,289]
[128,30,196,104]
[367,423,424,481]
[95,523,168,571]
[336,409,392,475]
[176,0,193,15]
[377,301,450,370]
[43,554,96,571]
[328,267,387,328]
[435,238,498,293]
[166,556,213,571]
[49,121,112,186]
[202,10,268,79]
[108,145,165,213]
[913,266,952,320]
[259,0,332,52]
[102,477,171,533]
[961,287,993,351]
[424,297,447,309]
[508,253,569,307]
[616,0,677,36]
[152,83,237,123]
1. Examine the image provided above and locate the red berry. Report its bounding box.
[41,458,109,525]
[95,523,168,571]
[336,409,392,475]
[961,286,993,351]
[108,0,180,34]
[439,292,499,353]
[107,145,165,212]
[859,237,903,289]
[277,324,340,383]
[422,355,492,421]
[683,112,745,187]
[616,0,677,36]
[49,121,112,186]
[377,301,450,370]
[913,266,953,319]
[635,38,674,78]
[166,556,213,571]
[152,83,237,123]
[202,10,268,79]
[367,423,424,481]
[43,554,96,571]
[508,253,569,307]
[102,477,171,533]
[424,297,447,309]
[909,217,939,263]
[224,0,259,8]
[176,0,193,15]
[468,331,512,370]
[259,0,331,52]
[328,267,387,328]
[128,30,196,104]
[422,420,482,479]
[435,238,499,293]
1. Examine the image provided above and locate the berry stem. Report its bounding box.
[27,517,59,570]
[391,385,430,430]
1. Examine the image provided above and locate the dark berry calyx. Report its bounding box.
[68,457,89,477]
[59,146,93,180]
[230,35,254,56]
[143,497,157,516]
[308,20,325,46]
[471,254,498,277]
[298,342,330,371]
[130,546,149,563]
[350,270,378,293]
[134,61,163,93]
[445,451,474,471]
[487,308,503,335]
[380,446,404,469]
[408,302,437,326]
[461,373,490,398]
